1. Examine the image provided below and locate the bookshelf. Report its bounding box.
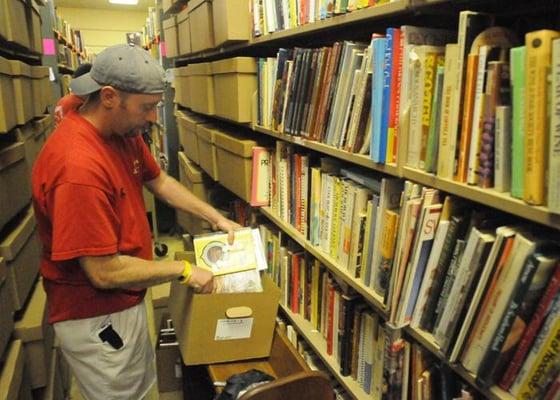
[260,207,387,315]
[278,303,373,400]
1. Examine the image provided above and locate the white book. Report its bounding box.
[338,180,356,268]
[548,38,560,212]
[461,231,536,374]
[319,174,334,254]
[348,186,372,276]
[448,226,518,363]
[300,155,310,238]
[494,105,512,192]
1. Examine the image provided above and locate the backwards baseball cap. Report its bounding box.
[70,43,166,96]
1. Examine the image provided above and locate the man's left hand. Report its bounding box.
[213,217,242,245]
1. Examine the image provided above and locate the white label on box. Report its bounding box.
[214,318,254,341]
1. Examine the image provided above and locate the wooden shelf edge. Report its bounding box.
[259,207,387,317]
[404,326,515,400]
[402,167,560,229]
[279,304,372,400]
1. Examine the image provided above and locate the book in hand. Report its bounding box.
[193,228,268,294]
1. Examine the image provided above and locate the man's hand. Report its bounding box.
[188,265,214,293]
[213,217,242,245]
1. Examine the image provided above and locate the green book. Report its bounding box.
[425,65,445,173]
[510,46,526,199]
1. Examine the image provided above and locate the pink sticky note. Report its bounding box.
[43,38,56,56]
[160,41,167,57]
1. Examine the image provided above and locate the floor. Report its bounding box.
[68,234,186,400]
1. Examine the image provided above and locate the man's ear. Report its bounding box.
[99,86,119,108]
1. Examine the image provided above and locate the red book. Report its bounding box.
[291,253,301,313]
[326,280,335,355]
[499,262,560,390]
[388,27,402,164]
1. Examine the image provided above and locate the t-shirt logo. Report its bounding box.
[132,159,140,175]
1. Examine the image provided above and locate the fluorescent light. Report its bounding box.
[109,0,139,5]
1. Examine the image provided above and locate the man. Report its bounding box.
[53,63,92,125]
[31,44,240,399]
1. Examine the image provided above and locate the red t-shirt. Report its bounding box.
[32,111,161,323]
[54,94,85,125]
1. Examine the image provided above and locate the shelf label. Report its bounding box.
[43,38,56,56]
[215,317,254,341]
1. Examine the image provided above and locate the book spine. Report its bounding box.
[548,38,560,212]
[510,46,526,199]
[494,105,512,192]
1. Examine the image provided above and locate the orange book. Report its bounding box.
[454,53,479,182]
[524,30,560,205]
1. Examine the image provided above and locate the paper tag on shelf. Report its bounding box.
[214,318,254,341]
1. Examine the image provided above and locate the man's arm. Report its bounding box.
[79,254,214,293]
[145,171,240,243]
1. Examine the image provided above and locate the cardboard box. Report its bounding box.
[174,66,190,108]
[177,152,212,235]
[212,57,257,123]
[214,130,256,202]
[176,109,205,164]
[10,60,34,126]
[14,279,54,389]
[27,2,42,54]
[169,252,280,365]
[0,56,18,134]
[16,115,50,171]
[212,0,251,47]
[0,340,25,400]
[186,63,214,116]
[163,16,179,59]
[0,207,40,311]
[177,8,191,56]
[30,66,50,117]
[189,0,214,53]
[0,142,31,230]
[0,0,30,48]
[196,124,219,181]
[0,257,14,359]
[156,316,183,392]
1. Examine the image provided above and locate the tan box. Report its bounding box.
[0,56,18,134]
[177,9,191,56]
[214,130,256,201]
[0,340,25,400]
[14,279,54,389]
[0,0,30,48]
[10,60,34,125]
[176,109,206,164]
[30,66,49,117]
[189,0,215,53]
[174,67,190,108]
[170,251,280,365]
[212,57,257,123]
[0,258,15,360]
[177,152,212,235]
[163,16,179,59]
[196,124,219,181]
[187,63,214,116]
[212,0,251,47]
[0,207,40,311]
[27,2,42,54]
[0,142,31,230]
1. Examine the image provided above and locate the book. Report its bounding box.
[548,38,560,213]
[510,46,526,199]
[494,105,512,192]
[250,147,271,206]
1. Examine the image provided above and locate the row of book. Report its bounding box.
[253,145,560,397]
[254,11,560,212]
[250,0,387,37]
[261,224,483,399]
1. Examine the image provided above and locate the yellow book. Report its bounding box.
[524,29,560,205]
[289,0,297,29]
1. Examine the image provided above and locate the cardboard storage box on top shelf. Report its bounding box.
[0,56,18,134]
[177,151,212,235]
[163,16,179,59]
[214,130,256,202]
[0,0,30,49]
[27,1,42,54]
[0,257,15,360]
[211,57,257,123]
[177,8,191,56]
[14,279,55,389]
[0,142,31,230]
[30,66,50,117]
[0,207,40,311]
[10,60,34,126]
[196,123,219,181]
[212,0,251,47]
[186,62,214,116]
[169,251,280,365]
[175,109,206,164]
[173,66,190,109]
[188,0,214,53]
[0,340,33,400]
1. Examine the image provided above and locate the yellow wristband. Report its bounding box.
[178,261,192,284]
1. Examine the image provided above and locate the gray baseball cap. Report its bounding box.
[70,44,166,96]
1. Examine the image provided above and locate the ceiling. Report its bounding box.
[55,0,156,11]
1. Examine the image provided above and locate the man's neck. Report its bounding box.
[79,106,112,138]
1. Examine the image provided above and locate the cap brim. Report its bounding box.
[69,72,102,96]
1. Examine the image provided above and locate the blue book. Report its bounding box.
[370,37,387,163]
[377,28,396,164]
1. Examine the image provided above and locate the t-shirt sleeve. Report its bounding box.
[48,182,119,261]
[139,137,161,182]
